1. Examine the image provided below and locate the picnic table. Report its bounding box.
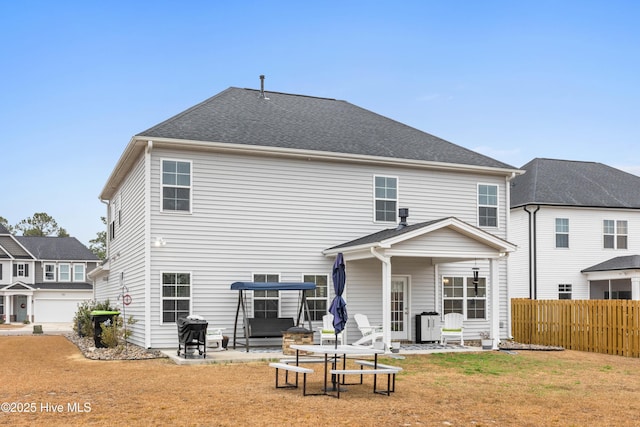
[288,344,396,397]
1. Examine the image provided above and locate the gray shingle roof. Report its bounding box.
[582,255,640,272]
[511,158,640,208]
[0,224,10,234]
[138,87,516,170]
[15,237,98,261]
[327,218,447,250]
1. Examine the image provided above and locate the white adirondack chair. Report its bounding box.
[440,313,464,346]
[318,313,344,346]
[352,313,384,347]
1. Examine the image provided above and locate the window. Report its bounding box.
[555,218,569,248]
[443,276,486,319]
[604,220,628,249]
[466,277,486,319]
[253,274,279,318]
[303,274,328,321]
[478,184,498,227]
[162,159,191,212]
[374,176,397,222]
[13,263,29,278]
[73,264,85,282]
[443,277,464,315]
[44,264,55,281]
[162,273,191,323]
[59,264,70,281]
[558,284,572,300]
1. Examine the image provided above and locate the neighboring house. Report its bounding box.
[0,224,99,323]
[92,83,521,350]
[509,158,640,301]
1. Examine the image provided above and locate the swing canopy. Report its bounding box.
[230,282,316,291]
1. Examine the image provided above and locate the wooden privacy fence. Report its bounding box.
[511,299,640,358]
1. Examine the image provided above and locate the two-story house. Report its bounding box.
[509,158,640,301]
[93,83,521,350]
[0,224,99,323]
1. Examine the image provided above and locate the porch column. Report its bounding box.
[490,258,500,350]
[371,248,392,350]
[27,296,33,323]
[2,295,8,323]
[632,277,640,300]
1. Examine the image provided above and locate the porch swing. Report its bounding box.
[230,281,316,352]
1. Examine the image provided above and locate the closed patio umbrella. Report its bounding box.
[328,252,347,348]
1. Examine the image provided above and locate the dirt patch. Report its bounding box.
[1,335,640,426]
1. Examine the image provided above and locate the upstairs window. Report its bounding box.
[374,176,397,222]
[13,263,29,278]
[304,274,328,321]
[478,184,498,227]
[44,264,56,281]
[604,220,628,249]
[162,159,191,212]
[59,264,70,281]
[253,274,279,319]
[555,218,569,248]
[73,264,85,282]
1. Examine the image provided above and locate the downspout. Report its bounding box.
[97,198,110,301]
[144,140,153,348]
[370,247,392,351]
[523,205,540,299]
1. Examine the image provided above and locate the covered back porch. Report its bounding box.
[323,217,516,350]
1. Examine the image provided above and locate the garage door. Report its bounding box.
[35,299,84,323]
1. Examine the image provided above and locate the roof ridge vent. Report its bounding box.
[259,75,269,100]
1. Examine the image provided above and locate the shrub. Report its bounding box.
[73,299,117,338]
[100,315,137,349]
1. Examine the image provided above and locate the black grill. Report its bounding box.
[177,317,208,359]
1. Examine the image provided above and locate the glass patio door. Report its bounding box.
[390,276,409,340]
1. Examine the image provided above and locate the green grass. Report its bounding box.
[427,352,555,376]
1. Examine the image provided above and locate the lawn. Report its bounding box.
[1,335,640,426]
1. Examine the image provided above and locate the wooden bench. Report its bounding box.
[330,367,401,398]
[354,360,403,392]
[269,362,314,395]
[247,318,295,338]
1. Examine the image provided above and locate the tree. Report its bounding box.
[0,216,14,234]
[15,212,69,237]
[89,217,107,260]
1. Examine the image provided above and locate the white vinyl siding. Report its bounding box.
[509,207,640,300]
[99,147,511,348]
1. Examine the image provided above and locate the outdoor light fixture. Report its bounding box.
[152,237,166,247]
[472,267,479,296]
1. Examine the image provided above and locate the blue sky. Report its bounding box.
[2,1,639,245]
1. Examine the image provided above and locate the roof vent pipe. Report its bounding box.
[397,208,409,230]
[259,75,266,98]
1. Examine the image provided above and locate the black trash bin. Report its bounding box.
[90,310,120,348]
